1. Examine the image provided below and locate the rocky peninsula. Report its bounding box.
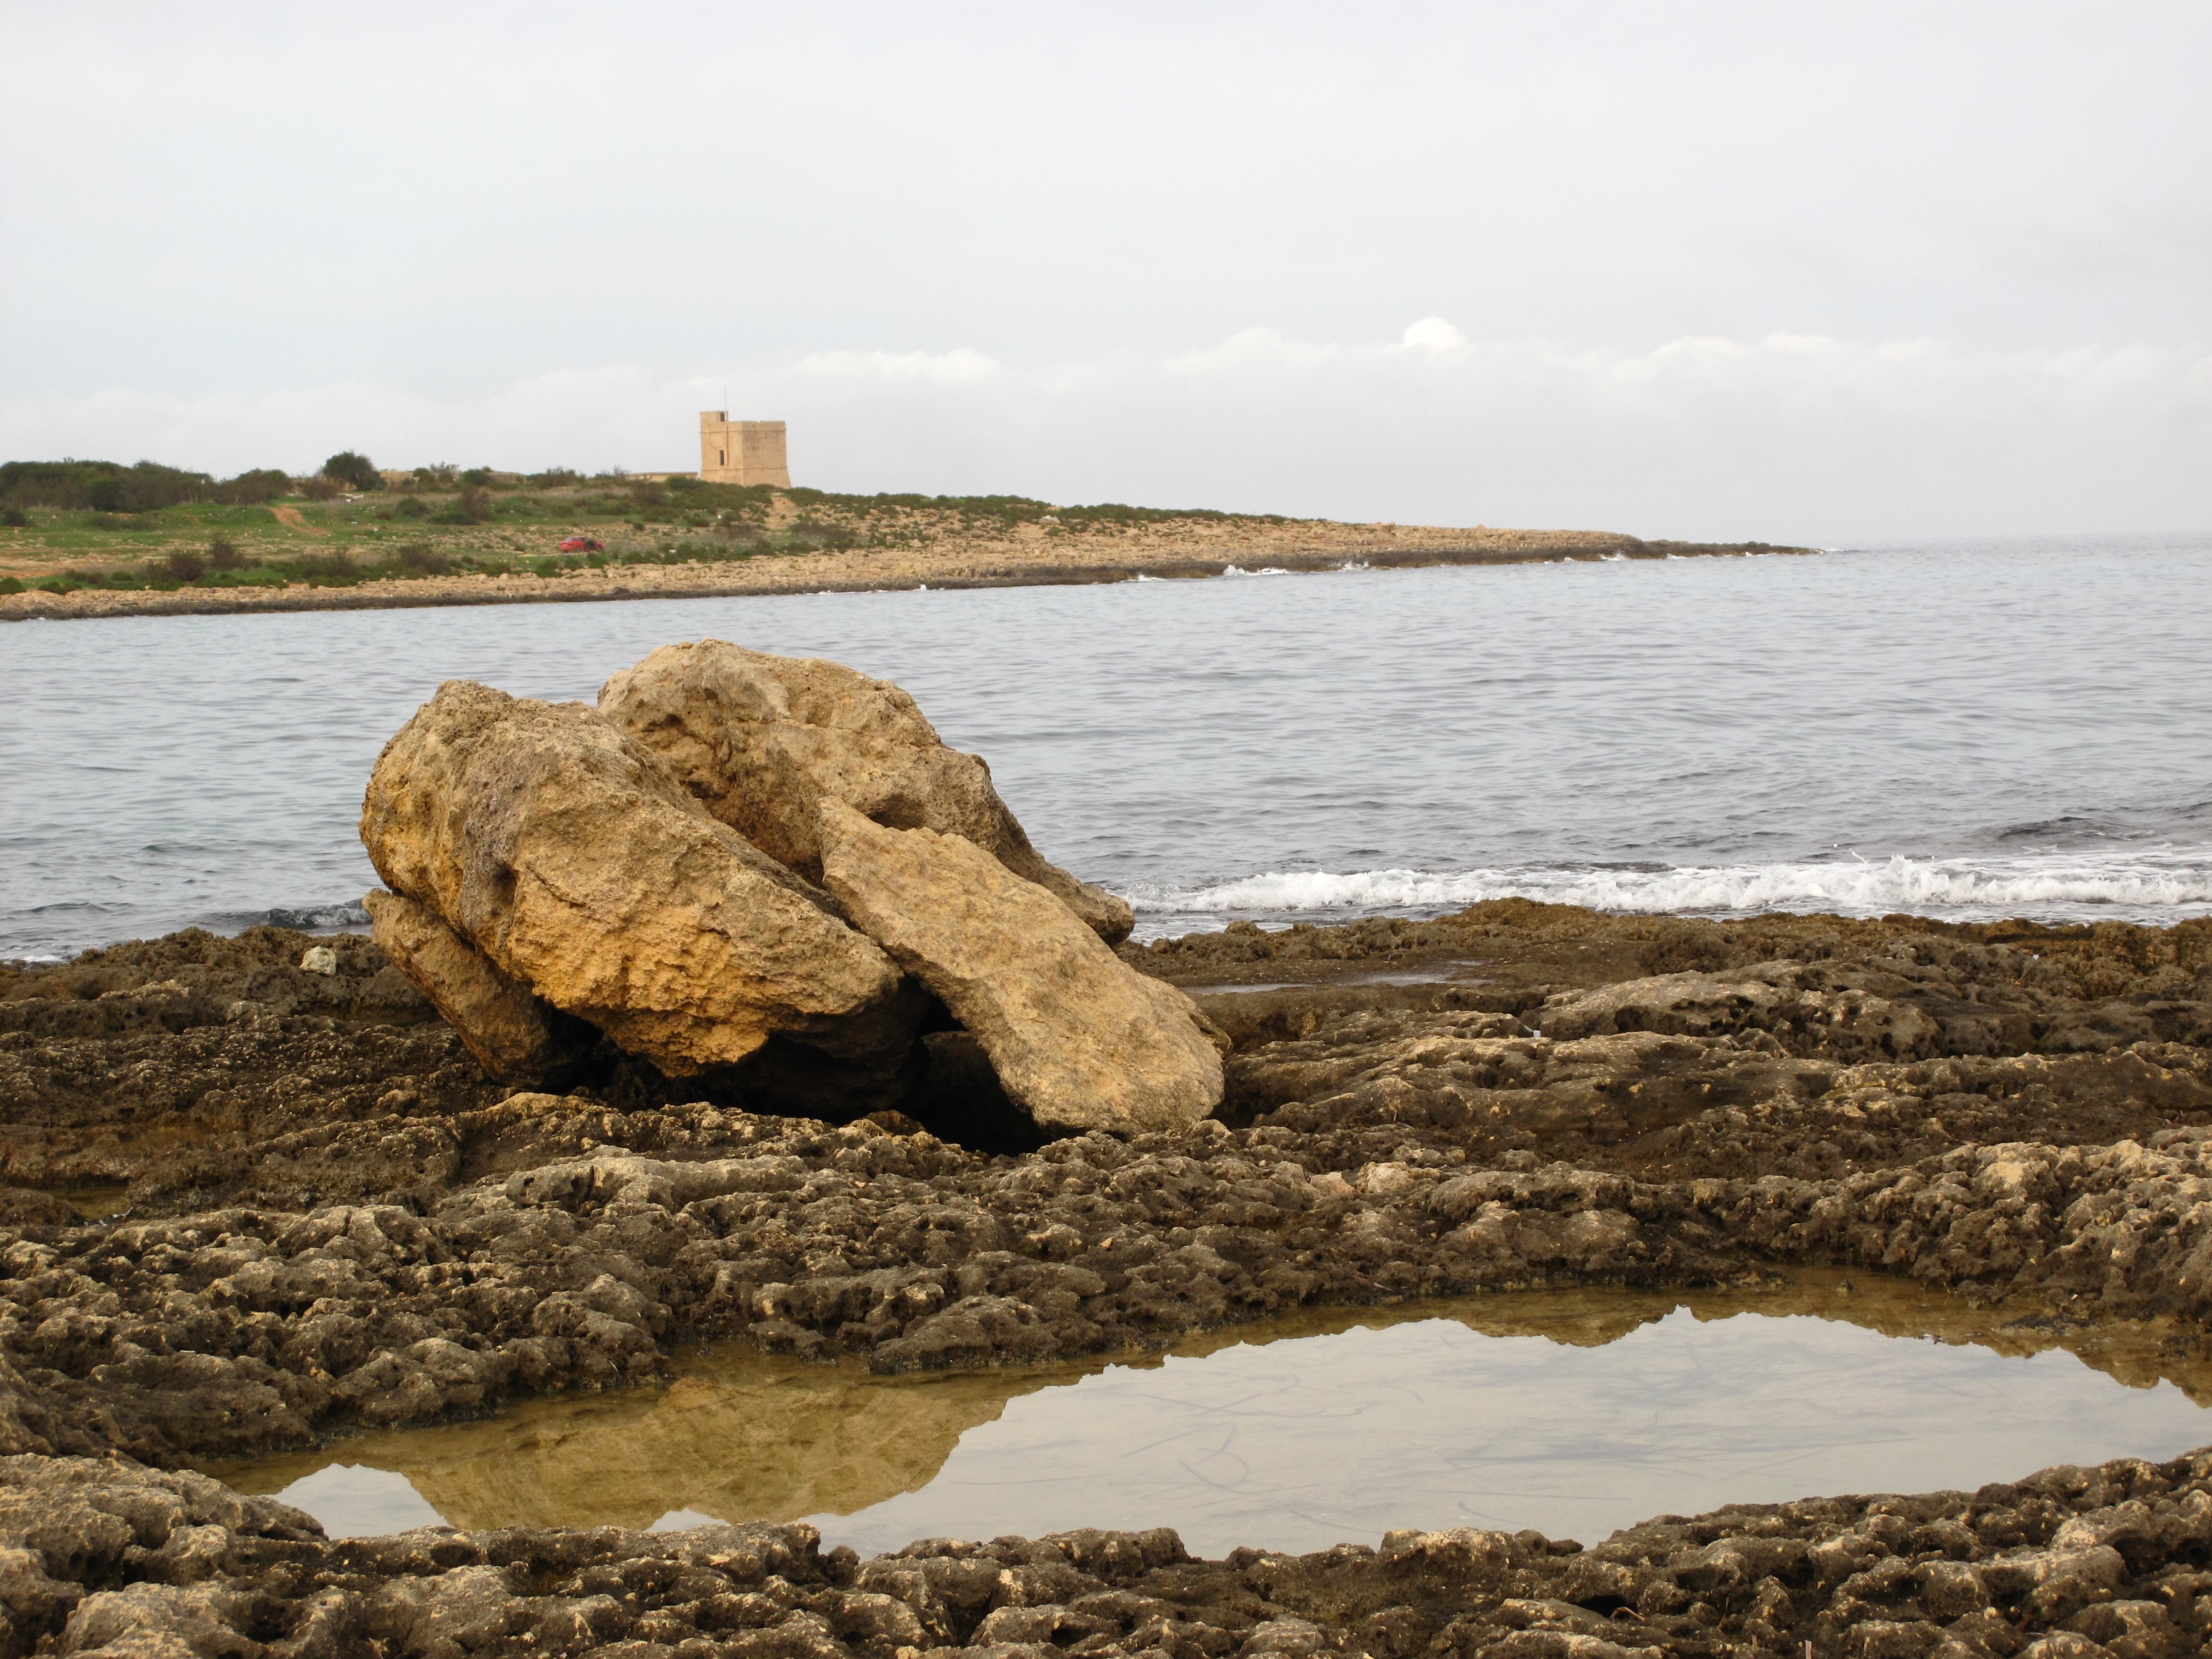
[3,645,2209,1656]
[0,475,1812,624]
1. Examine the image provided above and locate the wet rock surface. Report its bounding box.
[5,901,2212,1653]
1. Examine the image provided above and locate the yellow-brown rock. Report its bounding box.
[359,680,919,1076]
[362,888,598,1085]
[816,799,1220,1135]
[598,640,1134,943]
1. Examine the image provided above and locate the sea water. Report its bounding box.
[3,533,2209,959]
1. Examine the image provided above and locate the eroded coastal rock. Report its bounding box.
[4,1447,2210,1657]
[598,639,1135,943]
[362,889,598,1085]
[818,799,1222,1135]
[359,680,921,1076]
[4,905,2211,1656]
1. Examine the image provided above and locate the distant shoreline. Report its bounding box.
[0,532,1815,622]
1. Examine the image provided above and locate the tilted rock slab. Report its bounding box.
[362,888,598,1085]
[598,639,1134,943]
[360,680,920,1075]
[816,798,1220,1134]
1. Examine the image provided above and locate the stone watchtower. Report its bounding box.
[699,412,790,488]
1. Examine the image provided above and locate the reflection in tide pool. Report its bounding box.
[216,1277,2212,1556]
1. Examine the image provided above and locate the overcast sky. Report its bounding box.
[3,1,2207,541]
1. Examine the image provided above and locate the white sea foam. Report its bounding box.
[244,902,372,932]
[1130,853,2212,928]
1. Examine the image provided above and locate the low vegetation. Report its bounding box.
[0,451,1301,594]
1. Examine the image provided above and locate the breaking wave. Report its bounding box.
[227,902,372,933]
[1130,852,2212,928]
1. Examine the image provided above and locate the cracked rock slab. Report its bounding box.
[816,799,1220,1135]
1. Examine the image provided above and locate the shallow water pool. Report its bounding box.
[214,1274,2212,1555]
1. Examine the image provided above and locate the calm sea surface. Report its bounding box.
[3,534,2209,959]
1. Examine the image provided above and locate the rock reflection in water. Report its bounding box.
[217,1272,2212,1554]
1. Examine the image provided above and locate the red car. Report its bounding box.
[557,536,603,554]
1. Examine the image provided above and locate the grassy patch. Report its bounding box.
[1,463,1302,594]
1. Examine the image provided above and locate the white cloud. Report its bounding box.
[1164,328,1341,378]
[1398,317,1469,352]
[6,328,2207,543]
[791,348,1002,384]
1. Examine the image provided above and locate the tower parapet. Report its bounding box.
[699,412,790,488]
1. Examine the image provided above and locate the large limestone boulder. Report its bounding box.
[363,889,599,1085]
[360,680,922,1077]
[598,640,1134,944]
[816,798,1220,1136]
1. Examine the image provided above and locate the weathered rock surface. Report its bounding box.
[359,680,921,1075]
[599,639,1134,943]
[817,799,1220,1134]
[362,888,598,1085]
[14,1078,2212,1469]
[5,1448,2211,1658]
[4,907,2210,1659]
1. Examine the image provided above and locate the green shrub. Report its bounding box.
[391,495,430,519]
[159,549,209,583]
[297,476,341,502]
[1,459,216,512]
[297,551,357,583]
[321,451,382,492]
[0,507,27,528]
[459,468,492,488]
[393,542,448,574]
[211,469,290,505]
[0,576,22,594]
[0,459,308,514]
[786,518,856,551]
[432,486,493,524]
[205,533,244,572]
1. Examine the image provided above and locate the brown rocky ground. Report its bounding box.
[4,902,2211,1655]
[8,1449,2212,1658]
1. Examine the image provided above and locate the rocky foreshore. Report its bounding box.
[8,1445,2210,1657]
[5,903,2212,1653]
